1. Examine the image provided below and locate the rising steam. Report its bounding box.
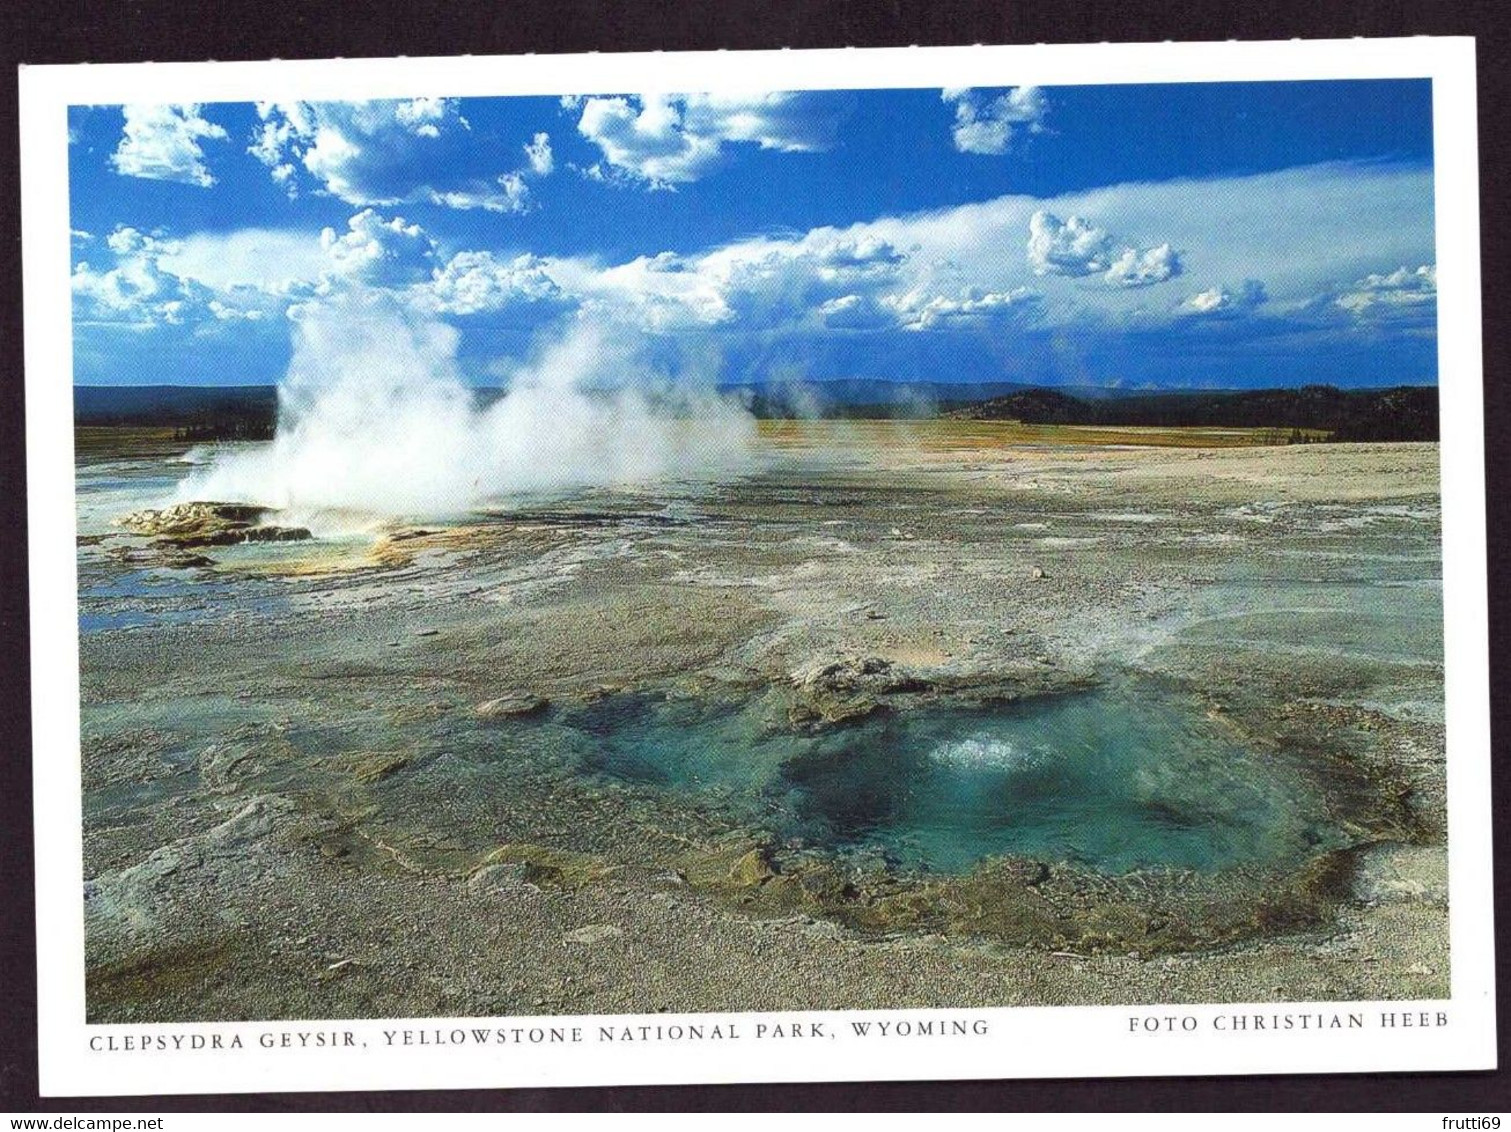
[177,295,759,526]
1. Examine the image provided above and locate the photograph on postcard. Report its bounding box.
[21,38,1493,1090]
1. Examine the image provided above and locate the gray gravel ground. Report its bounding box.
[76,432,1448,1022]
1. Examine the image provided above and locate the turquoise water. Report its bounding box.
[555,685,1333,875]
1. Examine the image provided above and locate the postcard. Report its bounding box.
[18,37,1494,1095]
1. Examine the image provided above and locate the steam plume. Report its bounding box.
[178,294,758,526]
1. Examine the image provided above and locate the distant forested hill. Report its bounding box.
[75,385,278,438]
[74,381,1439,441]
[949,384,1438,441]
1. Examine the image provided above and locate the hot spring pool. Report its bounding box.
[546,683,1338,876]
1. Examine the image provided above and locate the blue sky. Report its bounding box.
[68,80,1438,389]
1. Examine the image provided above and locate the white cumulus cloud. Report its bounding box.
[1335,264,1436,316]
[1105,244,1179,287]
[888,285,1038,330]
[816,294,895,331]
[86,161,1435,367]
[524,132,554,176]
[1027,210,1180,288]
[70,226,267,328]
[1027,211,1114,276]
[392,97,451,137]
[320,209,437,287]
[249,100,551,213]
[1184,280,1267,315]
[75,210,446,329]
[157,228,333,294]
[111,104,228,187]
[566,251,738,331]
[574,92,844,187]
[428,250,562,316]
[73,227,183,325]
[941,86,1045,156]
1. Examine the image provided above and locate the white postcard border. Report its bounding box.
[19,37,1495,1096]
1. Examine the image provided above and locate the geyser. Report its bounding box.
[177,293,759,526]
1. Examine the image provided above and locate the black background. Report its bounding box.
[1,0,1507,1113]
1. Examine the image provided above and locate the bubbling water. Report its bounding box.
[928,733,1048,773]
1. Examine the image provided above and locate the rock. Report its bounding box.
[787,655,906,728]
[817,695,881,725]
[85,795,295,956]
[1352,844,1448,906]
[564,924,624,945]
[849,852,891,878]
[205,796,295,846]
[791,655,893,692]
[787,694,882,729]
[108,545,217,570]
[786,701,820,726]
[467,863,535,892]
[476,692,549,719]
[344,752,411,784]
[729,847,777,886]
[475,843,597,888]
[121,501,262,536]
[119,502,310,549]
[240,526,312,545]
[797,868,854,903]
[1031,566,1046,579]
[997,859,1051,887]
[198,742,258,792]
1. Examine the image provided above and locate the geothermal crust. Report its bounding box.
[76,434,1448,1021]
